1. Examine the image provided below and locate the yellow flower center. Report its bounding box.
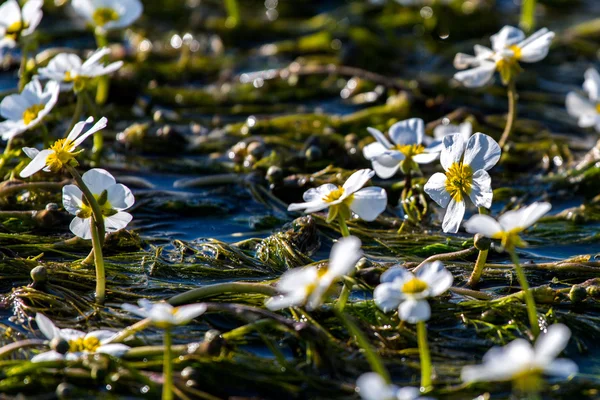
[22,104,45,125]
[65,71,89,92]
[496,45,524,85]
[5,20,28,40]
[402,277,428,294]
[77,191,116,219]
[445,162,473,202]
[512,368,543,394]
[323,186,345,203]
[68,336,101,353]
[491,228,525,251]
[394,143,425,158]
[596,103,600,113]
[92,7,120,27]
[45,139,76,172]
[509,44,522,60]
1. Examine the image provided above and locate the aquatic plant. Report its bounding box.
[566,68,600,133]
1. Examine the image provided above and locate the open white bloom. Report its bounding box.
[424,132,501,233]
[357,373,432,400]
[20,116,107,178]
[0,0,43,49]
[37,48,123,92]
[425,121,472,154]
[566,68,600,132]
[62,168,135,240]
[288,169,387,222]
[454,26,554,87]
[374,261,453,323]
[462,324,577,392]
[0,79,59,141]
[266,236,363,311]
[464,202,551,252]
[72,0,143,32]
[363,118,439,179]
[122,299,207,329]
[32,313,129,362]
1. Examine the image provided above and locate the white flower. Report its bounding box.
[566,68,600,132]
[373,261,453,324]
[464,202,551,251]
[424,132,501,233]
[0,79,59,141]
[0,0,43,49]
[62,168,135,240]
[356,372,432,400]
[266,236,363,311]
[363,118,439,179]
[454,26,554,87]
[72,0,143,32]
[425,121,472,154]
[287,169,387,222]
[462,324,578,392]
[32,313,129,362]
[20,116,107,178]
[122,299,207,329]
[37,48,123,92]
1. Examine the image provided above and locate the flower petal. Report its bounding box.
[413,151,439,164]
[107,183,135,210]
[82,168,117,195]
[544,359,578,378]
[463,133,501,171]
[327,235,363,278]
[32,350,65,363]
[342,169,374,195]
[287,199,329,214]
[417,261,453,297]
[584,68,600,102]
[366,127,392,149]
[302,184,338,202]
[453,62,497,88]
[62,184,84,215]
[534,323,571,364]
[104,211,133,233]
[469,169,493,208]
[96,343,130,357]
[69,217,92,240]
[442,198,465,234]
[173,303,208,325]
[398,299,430,323]
[35,313,61,341]
[20,149,52,178]
[517,28,554,63]
[464,214,503,238]
[388,118,424,146]
[491,26,525,52]
[424,172,451,208]
[362,141,387,160]
[66,116,94,142]
[374,282,404,312]
[72,117,108,148]
[565,92,598,128]
[381,266,413,284]
[440,133,466,171]
[356,373,398,400]
[350,187,387,221]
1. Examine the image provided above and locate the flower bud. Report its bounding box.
[474,234,491,251]
[50,337,70,355]
[569,285,587,304]
[30,265,48,286]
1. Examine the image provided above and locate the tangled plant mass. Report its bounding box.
[0,0,597,399]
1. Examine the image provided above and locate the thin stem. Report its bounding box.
[39,124,50,148]
[162,328,174,400]
[224,0,240,27]
[416,320,432,390]
[467,249,489,287]
[18,41,29,92]
[337,214,350,237]
[509,250,540,337]
[334,309,391,384]
[498,79,517,148]
[90,218,106,304]
[413,247,477,273]
[0,137,15,170]
[0,339,45,359]
[94,30,110,106]
[169,282,276,306]
[520,0,537,33]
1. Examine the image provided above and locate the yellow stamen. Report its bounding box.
[68,336,101,353]
[22,104,45,125]
[323,186,345,203]
[402,277,428,294]
[92,7,120,27]
[512,369,543,393]
[5,20,28,40]
[509,45,522,60]
[46,139,76,172]
[444,162,473,202]
[491,228,524,251]
[394,143,425,158]
[78,192,115,219]
[596,103,600,113]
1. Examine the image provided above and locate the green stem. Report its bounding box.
[18,42,29,92]
[94,30,110,106]
[39,124,50,148]
[224,0,240,28]
[79,91,103,160]
[0,137,14,170]
[509,250,540,337]
[520,0,537,33]
[334,309,391,384]
[162,328,174,400]
[467,207,490,287]
[169,282,276,306]
[337,214,350,237]
[416,320,432,390]
[498,80,517,148]
[66,94,85,136]
[90,218,106,305]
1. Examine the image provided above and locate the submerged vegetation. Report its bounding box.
[0,0,599,398]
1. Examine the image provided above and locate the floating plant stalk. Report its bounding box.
[509,250,540,337]
[336,214,353,311]
[520,0,537,33]
[499,80,517,148]
[162,328,174,400]
[94,29,110,106]
[416,320,432,390]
